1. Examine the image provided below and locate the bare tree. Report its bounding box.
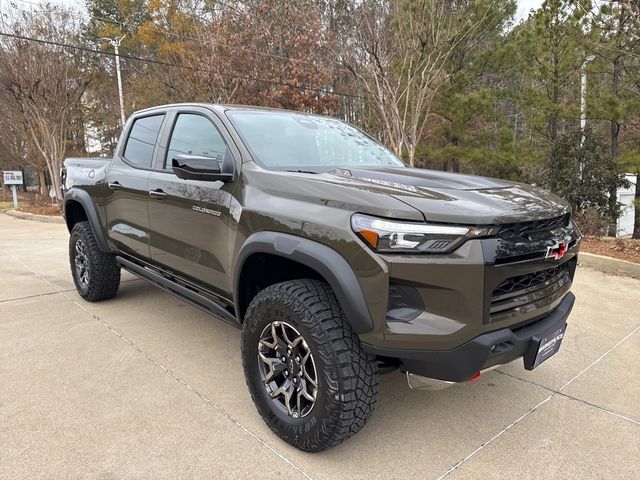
[186,0,339,113]
[0,6,89,202]
[344,0,499,166]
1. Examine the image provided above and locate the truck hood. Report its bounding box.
[313,167,570,224]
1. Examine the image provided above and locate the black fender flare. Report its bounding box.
[63,188,110,252]
[233,231,374,334]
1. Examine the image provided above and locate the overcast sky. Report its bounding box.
[515,0,545,21]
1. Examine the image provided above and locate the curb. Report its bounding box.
[579,252,640,279]
[5,209,65,224]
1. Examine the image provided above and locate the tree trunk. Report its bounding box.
[407,143,416,167]
[633,173,640,239]
[549,55,559,141]
[45,159,62,204]
[37,169,47,196]
[608,55,621,237]
[450,136,460,173]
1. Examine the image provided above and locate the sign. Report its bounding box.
[3,171,23,185]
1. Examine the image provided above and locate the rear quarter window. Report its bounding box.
[123,114,165,168]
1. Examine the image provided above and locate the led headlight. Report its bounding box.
[351,213,493,254]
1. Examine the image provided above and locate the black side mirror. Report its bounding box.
[172,154,234,182]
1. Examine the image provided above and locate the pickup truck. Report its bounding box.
[62,103,580,452]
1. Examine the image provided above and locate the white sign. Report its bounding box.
[3,170,23,185]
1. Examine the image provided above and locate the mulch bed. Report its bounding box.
[581,236,640,264]
[17,204,63,216]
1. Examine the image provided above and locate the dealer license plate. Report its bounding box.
[525,324,567,370]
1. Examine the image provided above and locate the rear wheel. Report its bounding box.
[241,279,379,452]
[69,221,120,301]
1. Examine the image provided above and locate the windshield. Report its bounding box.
[227,110,404,171]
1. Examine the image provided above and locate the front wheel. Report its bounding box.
[241,279,379,452]
[69,221,120,301]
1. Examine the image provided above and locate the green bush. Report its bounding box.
[545,129,628,224]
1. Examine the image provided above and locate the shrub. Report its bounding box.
[545,129,629,224]
[572,208,609,236]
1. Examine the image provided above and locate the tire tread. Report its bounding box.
[69,221,120,301]
[242,279,378,452]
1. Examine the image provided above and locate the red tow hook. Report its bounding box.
[470,371,481,382]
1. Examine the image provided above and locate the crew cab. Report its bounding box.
[62,103,580,452]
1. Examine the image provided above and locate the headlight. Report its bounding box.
[351,213,493,253]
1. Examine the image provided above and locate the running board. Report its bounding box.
[115,256,239,327]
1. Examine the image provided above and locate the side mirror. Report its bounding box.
[172,154,234,182]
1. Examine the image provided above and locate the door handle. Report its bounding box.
[148,189,167,200]
[107,182,121,191]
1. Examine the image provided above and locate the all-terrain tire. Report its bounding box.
[241,279,379,452]
[69,221,120,301]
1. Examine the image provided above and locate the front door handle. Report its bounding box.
[107,182,121,191]
[148,189,167,200]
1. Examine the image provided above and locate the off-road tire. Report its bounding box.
[242,279,379,452]
[69,221,120,301]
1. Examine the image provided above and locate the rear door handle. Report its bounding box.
[148,189,167,200]
[107,182,121,191]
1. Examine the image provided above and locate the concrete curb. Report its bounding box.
[579,251,640,279]
[5,209,65,224]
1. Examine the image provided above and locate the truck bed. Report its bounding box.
[63,157,111,190]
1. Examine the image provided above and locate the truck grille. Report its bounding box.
[490,264,571,321]
[496,214,570,242]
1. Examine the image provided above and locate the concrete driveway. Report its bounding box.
[1,213,638,479]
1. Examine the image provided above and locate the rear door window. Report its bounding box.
[123,114,165,168]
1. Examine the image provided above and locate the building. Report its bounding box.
[617,174,637,237]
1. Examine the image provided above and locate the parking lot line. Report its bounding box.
[10,255,315,480]
[436,322,640,479]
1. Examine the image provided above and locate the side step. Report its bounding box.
[115,256,239,327]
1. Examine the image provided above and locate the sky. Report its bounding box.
[515,0,545,22]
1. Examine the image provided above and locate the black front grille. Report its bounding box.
[496,214,570,242]
[490,264,571,321]
[493,264,567,297]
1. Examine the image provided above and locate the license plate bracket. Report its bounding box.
[523,323,567,370]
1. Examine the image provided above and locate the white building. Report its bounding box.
[617,174,637,237]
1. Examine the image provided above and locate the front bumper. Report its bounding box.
[364,292,574,382]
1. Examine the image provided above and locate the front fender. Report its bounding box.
[233,231,374,334]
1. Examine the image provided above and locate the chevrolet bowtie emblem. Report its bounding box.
[545,241,568,260]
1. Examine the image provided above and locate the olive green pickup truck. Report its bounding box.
[62,103,580,452]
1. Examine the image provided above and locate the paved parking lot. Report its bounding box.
[1,213,639,479]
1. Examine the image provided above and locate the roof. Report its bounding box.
[133,102,323,117]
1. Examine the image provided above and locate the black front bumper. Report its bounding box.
[364,292,575,382]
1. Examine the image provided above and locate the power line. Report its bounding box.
[0,31,364,99]
[90,14,339,69]
[8,0,342,68]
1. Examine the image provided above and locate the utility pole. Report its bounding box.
[580,55,595,148]
[102,35,126,125]
[578,54,596,182]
